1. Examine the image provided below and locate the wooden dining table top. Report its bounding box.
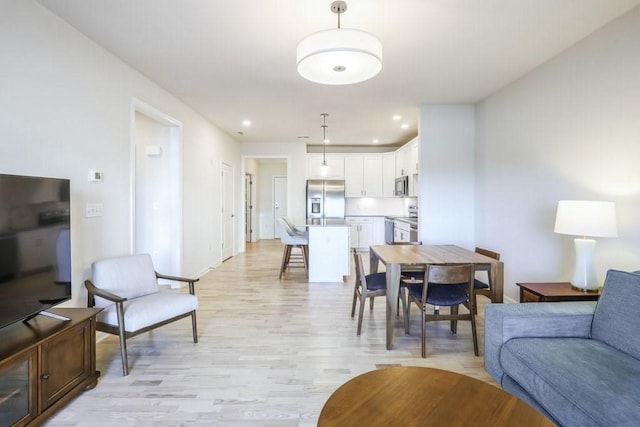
[369,244,499,266]
[318,367,554,427]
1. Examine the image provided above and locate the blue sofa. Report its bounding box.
[484,269,640,426]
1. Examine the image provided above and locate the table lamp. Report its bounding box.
[554,200,617,291]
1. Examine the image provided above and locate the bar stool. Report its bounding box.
[278,217,309,279]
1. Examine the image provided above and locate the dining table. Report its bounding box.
[369,244,504,350]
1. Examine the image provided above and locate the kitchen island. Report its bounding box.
[306,220,350,282]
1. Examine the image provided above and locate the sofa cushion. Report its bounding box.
[501,376,556,424]
[501,337,640,427]
[592,269,640,359]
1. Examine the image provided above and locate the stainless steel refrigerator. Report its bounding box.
[306,180,345,223]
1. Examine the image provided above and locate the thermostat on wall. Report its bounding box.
[88,169,103,182]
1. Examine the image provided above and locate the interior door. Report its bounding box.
[273,176,287,239]
[221,163,234,261]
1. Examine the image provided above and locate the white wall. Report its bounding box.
[0,1,241,305]
[475,6,640,301]
[418,105,476,248]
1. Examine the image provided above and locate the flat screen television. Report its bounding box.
[0,173,71,329]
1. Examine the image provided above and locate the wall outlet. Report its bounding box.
[86,203,103,217]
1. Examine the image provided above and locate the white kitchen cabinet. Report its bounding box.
[307,154,345,179]
[346,217,374,249]
[394,220,411,243]
[372,217,385,245]
[382,152,396,197]
[344,154,382,197]
[409,139,419,175]
[395,143,410,177]
[395,137,419,178]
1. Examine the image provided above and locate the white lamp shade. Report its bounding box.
[554,200,617,238]
[297,28,382,85]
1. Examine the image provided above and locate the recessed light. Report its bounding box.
[372,139,379,144]
[241,120,251,127]
[392,115,401,121]
[324,139,330,144]
[401,123,409,129]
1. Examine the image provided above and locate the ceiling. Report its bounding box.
[38,0,639,147]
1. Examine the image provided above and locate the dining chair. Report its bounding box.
[473,247,501,312]
[278,217,309,279]
[392,241,423,327]
[405,263,478,358]
[351,248,387,335]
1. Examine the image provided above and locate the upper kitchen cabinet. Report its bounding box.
[395,138,419,177]
[344,154,383,197]
[409,139,419,175]
[307,154,345,180]
[382,152,396,197]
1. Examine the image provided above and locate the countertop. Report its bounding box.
[305,219,349,226]
[387,216,418,226]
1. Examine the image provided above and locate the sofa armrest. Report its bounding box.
[484,301,597,386]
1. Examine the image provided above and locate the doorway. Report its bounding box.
[131,99,182,276]
[241,157,287,246]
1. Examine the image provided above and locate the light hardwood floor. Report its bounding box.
[47,240,497,426]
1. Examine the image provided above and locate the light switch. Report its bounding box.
[86,203,103,217]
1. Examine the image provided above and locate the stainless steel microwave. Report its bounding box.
[394,176,409,197]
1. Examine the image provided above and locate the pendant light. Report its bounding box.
[319,113,330,176]
[297,1,382,85]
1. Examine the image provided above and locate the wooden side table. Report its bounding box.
[516,282,601,303]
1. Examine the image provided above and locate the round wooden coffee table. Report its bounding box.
[318,367,554,426]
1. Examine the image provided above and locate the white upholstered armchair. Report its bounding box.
[84,254,199,375]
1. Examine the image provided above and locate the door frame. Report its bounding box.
[245,173,256,242]
[129,97,183,275]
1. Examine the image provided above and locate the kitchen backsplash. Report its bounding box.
[345,197,417,216]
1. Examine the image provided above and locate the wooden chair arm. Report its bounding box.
[155,272,199,295]
[84,279,127,303]
[155,272,199,283]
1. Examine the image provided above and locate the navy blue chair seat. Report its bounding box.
[364,272,387,291]
[406,282,469,306]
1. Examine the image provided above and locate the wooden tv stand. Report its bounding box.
[0,308,101,426]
